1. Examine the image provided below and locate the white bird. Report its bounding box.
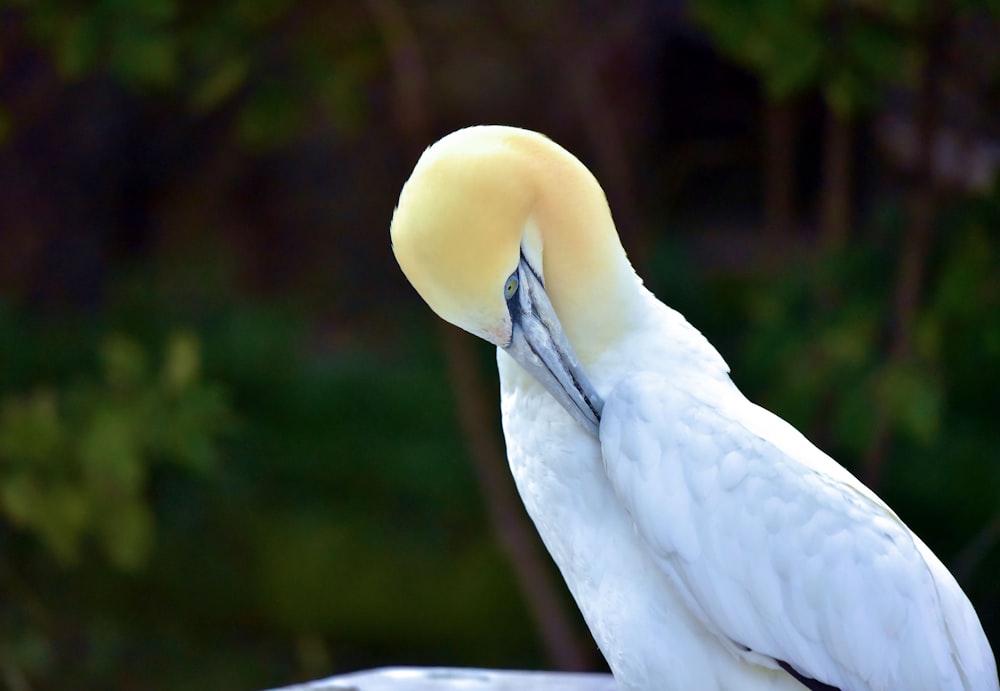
[389,125,999,691]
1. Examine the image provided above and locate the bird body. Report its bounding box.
[497,295,804,691]
[390,125,999,691]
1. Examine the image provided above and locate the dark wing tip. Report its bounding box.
[777,660,841,691]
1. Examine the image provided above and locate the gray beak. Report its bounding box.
[503,256,604,437]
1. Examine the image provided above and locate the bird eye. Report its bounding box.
[504,273,518,300]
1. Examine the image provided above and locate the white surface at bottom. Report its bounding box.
[267,666,617,691]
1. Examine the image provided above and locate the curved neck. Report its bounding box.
[525,142,643,365]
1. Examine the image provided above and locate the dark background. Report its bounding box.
[0,1,998,689]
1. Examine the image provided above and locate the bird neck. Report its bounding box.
[529,157,642,366]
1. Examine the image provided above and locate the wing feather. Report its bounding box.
[599,372,998,691]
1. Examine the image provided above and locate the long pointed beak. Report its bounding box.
[503,257,604,437]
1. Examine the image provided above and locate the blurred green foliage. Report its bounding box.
[0,329,227,570]
[737,199,1000,463]
[692,0,924,113]
[5,0,378,146]
[0,287,541,689]
[0,0,998,688]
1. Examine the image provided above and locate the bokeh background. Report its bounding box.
[1,0,998,688]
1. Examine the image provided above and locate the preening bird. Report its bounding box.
[389,125,999,691]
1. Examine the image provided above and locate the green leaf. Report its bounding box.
[0,473,41,526]
[0,391,65,469]
[100,499,154,571]
[79,407,145,496]
[101,335,149,390]
[32,482,92,565]
[162,330,201,391]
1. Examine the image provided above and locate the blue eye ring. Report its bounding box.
[504,273,518,300]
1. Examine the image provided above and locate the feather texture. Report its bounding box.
[392,125,999,691]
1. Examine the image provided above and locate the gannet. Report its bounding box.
[389,125,999,691]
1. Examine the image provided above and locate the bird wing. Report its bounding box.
[599,371,997,691]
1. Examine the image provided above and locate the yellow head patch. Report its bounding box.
[391,125,632,360]
[391,126,542,344]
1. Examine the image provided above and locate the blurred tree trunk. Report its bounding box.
[819,109,852,251]
[763,98,796,240]
[368,0,593,670]
[862,7,948,488]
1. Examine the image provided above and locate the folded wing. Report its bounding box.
[599,372,998,691]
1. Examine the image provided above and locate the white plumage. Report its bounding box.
[391,125,999,691]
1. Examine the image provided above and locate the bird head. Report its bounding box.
[391,126,535,346]
[391,125,637,436]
